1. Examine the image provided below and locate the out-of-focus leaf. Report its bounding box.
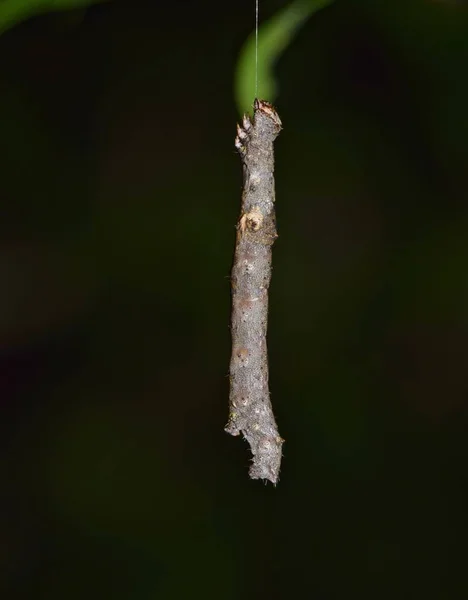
[0,0,110,35]
[235,0,334,115]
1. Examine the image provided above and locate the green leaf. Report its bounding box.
[235,0,334,115]
[0,0,110,35]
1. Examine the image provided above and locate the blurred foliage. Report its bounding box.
[0,0,109,34]
[235,0,334,114]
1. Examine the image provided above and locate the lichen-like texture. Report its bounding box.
[226,99,283,485]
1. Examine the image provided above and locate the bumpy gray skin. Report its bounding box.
[226,99,283,485]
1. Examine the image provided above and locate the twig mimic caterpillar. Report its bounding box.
[226,99,283,484]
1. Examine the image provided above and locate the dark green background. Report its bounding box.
[1,0,468,597]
